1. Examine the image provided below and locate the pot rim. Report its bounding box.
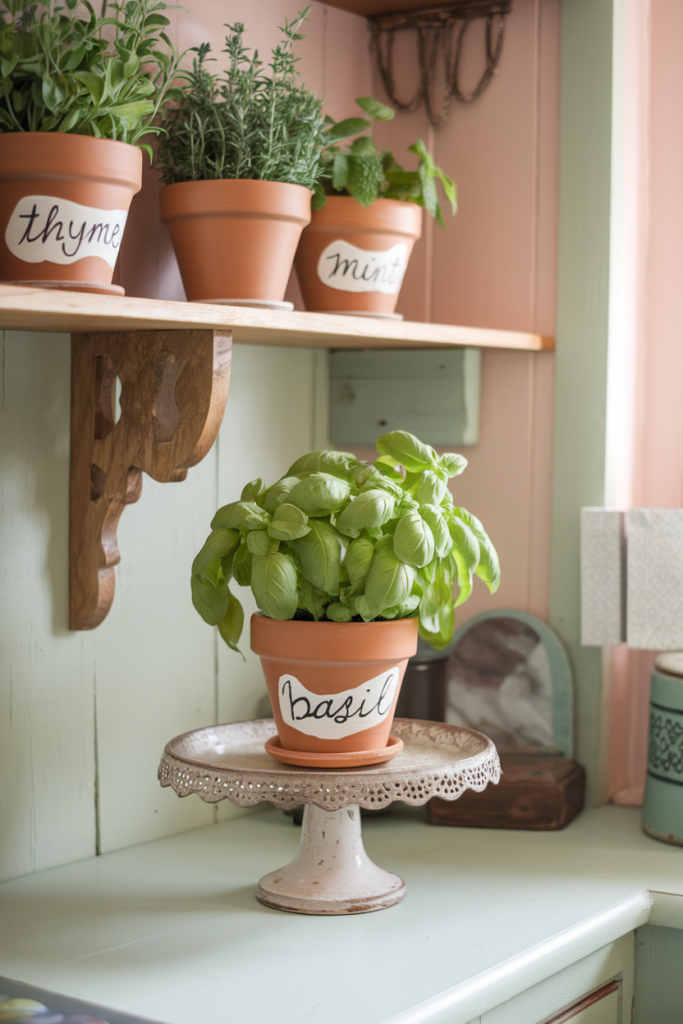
[160,178,313,195]
[251,612,419,662]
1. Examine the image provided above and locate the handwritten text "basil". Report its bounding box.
[316,239,408,294]
[5,195,129,270]
[277,669,399,739]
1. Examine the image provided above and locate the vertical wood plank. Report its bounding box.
[0,331,96,881]
[94,450,218,854]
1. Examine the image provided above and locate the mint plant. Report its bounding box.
[0,0,178,157]
[156,9,327,188]
[191,430,499,655]
[314,97,457,227]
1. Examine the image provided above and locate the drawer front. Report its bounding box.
[542,981,619,1023]
[480,934,632,1024]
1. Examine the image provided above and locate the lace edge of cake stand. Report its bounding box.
[157,747,502,812]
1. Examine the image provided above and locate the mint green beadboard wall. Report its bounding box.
[0,1,372,884]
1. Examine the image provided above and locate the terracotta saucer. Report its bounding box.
[264,734,404,769]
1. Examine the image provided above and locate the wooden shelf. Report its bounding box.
[0,284,553,351]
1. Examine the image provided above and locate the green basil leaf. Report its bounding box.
[376,430,437,472]
[211,501,270,532]
[382,594,420,620]
[456,508,501,593]
[192,528,239,576]
[355,594,375,622]
[335,489,395,536]
[362,475,404,499]
[217,588,245,658]
[287,450,362,481]
[448,513,480,606]
[287,472,351,517]
[263,476,300,513]
[251,551,298,620]
[298,578,329,620]
[440,452,468,479]
[241,477,266,503]
[393,510,435,568]
[326,601,353,622]
[247,530,280,556]
[419,505,453,558]
[191,573,229,626]
[272,502,309,526]
[268,500,311,541]
[416,469,447,506]
[364,536,416,618]
[343,536,375,589]
[418,566,455,648]
[290,519,347,596]
[232,542,253,588]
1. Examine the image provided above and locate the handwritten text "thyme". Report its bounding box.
[5,195,129,270]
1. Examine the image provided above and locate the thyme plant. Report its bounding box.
[315,97,457,227]
[191,430,500,656]
[156,9,327,188]
[0,0,178,156]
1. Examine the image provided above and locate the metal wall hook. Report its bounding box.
[370,0,512,128]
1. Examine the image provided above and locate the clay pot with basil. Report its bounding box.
[294,196,422,317]
[251,614,418,768]
[159,179,312,305]
[0,133,142,296]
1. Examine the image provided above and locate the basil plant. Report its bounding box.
[191,430,500,655]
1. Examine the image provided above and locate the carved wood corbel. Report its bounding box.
[69,328,231,630]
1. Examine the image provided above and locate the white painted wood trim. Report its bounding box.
[385,895,649,1024]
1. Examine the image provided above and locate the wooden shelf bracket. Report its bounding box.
[69,328,231,630]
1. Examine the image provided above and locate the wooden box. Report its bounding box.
[429,756,586,831]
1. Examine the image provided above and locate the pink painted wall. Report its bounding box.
[363,0,560,627]
[608,0,683,805]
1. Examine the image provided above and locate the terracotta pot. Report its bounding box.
[0,133,142,295]
[251,614,418,767]
[159,179,312,303]
[294,196,422,316]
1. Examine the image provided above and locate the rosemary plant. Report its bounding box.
[0,0,178,157]
[315,97,457,227]
[156,9,327,188]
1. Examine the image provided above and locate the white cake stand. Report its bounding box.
[158,718,500,916]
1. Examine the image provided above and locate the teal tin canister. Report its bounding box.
[642,652,683,845]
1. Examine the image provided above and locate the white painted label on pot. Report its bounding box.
[5,195,128,269]
[278,668,399,739]
[317,240,408,294]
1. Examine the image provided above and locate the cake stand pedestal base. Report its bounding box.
[159,719,501,916]
[256,803,404,915]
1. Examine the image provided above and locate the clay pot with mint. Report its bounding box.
[294,97,457,318]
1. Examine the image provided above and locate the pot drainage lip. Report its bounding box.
[315,310,404,321]
[264,734,404,769]
[191,298,295,311]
